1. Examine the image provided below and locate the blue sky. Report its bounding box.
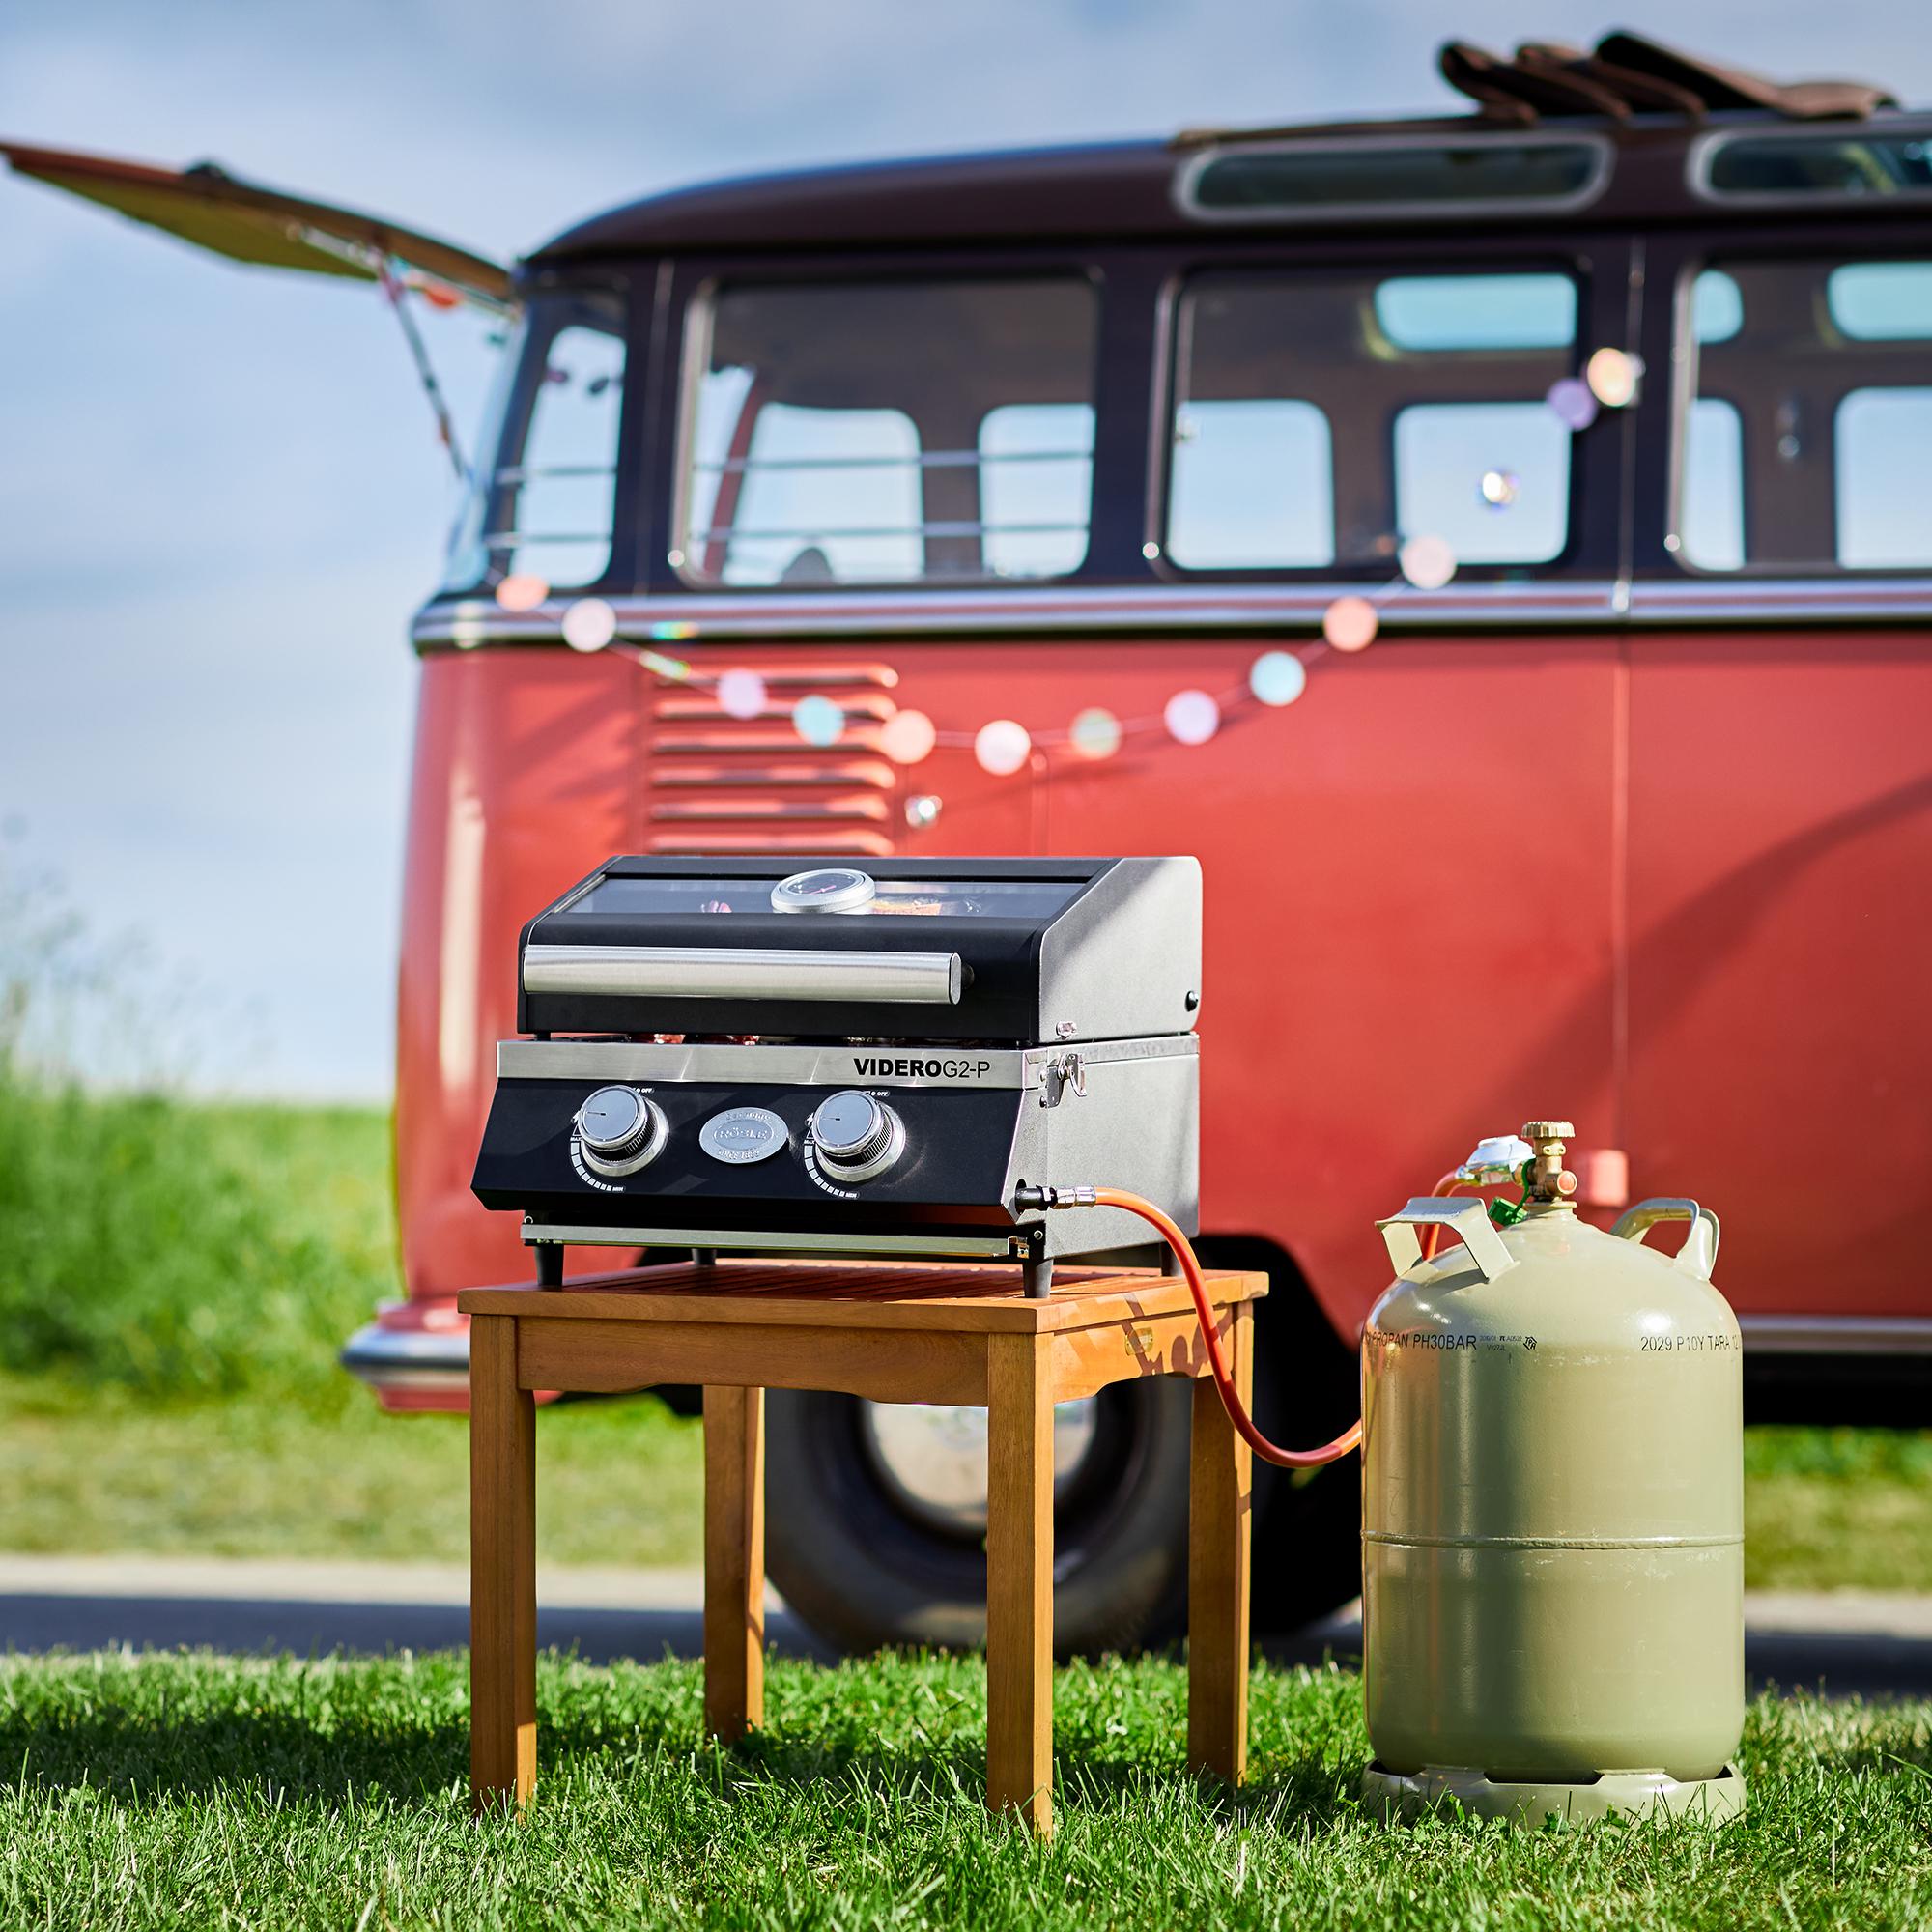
[2,0,1927,1097]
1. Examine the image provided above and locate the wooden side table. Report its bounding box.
[461,1258,1265,1838]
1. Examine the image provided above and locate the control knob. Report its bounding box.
[809,1090,906,1182]
[574,1085,668,1178]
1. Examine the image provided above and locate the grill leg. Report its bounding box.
[1021,1257,1053,1300]
[535,1243,564,1289]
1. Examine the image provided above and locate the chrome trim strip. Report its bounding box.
[497,1037,1198,1089]
[1172,129,1613,226]
[1739,1314,1932,1356]
[417,577,1932,646]
[347,1365,472,1392]
[502,1038,1031,1087]
[524,1223,1018,1258]
[338,1322,471,1388]
[1628,580,1932,619]
[522,943,962,1006]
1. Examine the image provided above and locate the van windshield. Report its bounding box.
[443,292,625,593]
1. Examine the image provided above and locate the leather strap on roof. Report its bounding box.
[1441,32,1896,124]
[1178,32,1896,151]
[1516,43,1709,119]
[1439,42,1620,122]
[1595,31,1895,120]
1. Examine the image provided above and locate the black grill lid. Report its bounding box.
[515,855,1201,1046]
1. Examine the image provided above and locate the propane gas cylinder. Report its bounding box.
[1360,1122,1746,1826]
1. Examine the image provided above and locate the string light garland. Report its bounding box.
[1584,347,1644,409]
[559,597,617,652]
[880,709,938,765]
[480,348,1640,785]
[1319,598,1378,654]
[494,572,550,613]
[974,719,1033,777]
[1396,533,1457,593]
[1163,689,1221,748]
[792,695,844,748]
[1544,377,1599,432]
[715,668,767,720]
[1248,651,1307,706]
[1069,706,1123,758]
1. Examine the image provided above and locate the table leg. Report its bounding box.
[703,1385,765,1742]
[986,1333,1054,1835]
[470,1313,537,1812]
[1188,1299,1252,1784]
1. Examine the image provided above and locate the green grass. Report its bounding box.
[0,1376,702,1568]
[1745,1430,1932,1593]
[7,1373,1927,1589]
[0,1073,394,1405]
[1,1649,1927,1931]
[0,1071,1925,1591]
[0,1071,698,1567]
[0,1073,1928,1924]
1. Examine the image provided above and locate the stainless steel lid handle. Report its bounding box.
[522,945,963,1005]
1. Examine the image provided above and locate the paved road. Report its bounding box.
[0,1555,837,1664]
[2,1556,1928,1695]
[1266,1596,1932,1700]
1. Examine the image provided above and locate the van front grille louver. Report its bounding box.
[644,661,902,857]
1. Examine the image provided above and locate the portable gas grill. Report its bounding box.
[470,856,1201,1294]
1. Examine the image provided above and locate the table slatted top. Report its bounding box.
[458,1259,1266,1334]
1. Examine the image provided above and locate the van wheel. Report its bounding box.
[764,1377,1194,1657]
[762,1240,1363,1655]
[1221,1234,1364,1634]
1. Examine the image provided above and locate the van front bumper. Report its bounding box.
[339,1300,470,1411]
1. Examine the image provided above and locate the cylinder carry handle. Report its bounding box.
[1377,1198,1515,1284]
[1610,1197,1720,1280]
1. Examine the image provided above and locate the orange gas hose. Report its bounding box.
[1418,1173,1465,1261]
[1089,1188,1362,1469]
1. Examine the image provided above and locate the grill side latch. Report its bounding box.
[1037,1051,1087,1108]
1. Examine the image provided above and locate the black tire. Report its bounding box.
[765,1376,1195,1657]
[763,1237,1364,1656]
[1216,1236,1365,1633]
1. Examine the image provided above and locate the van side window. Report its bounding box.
[1169,400,1334,568]
[977,404,1095,580]
[1166,269,1579,574]
[678,278,1097,586]
[1837,387,1932,567]
[444,298,625,593]
[1675,257,1932,572]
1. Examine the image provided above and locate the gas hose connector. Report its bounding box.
[1010,1183,1098,1211]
